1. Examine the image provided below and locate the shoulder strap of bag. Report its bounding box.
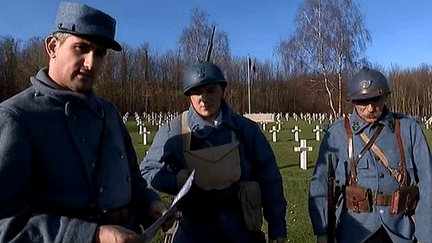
[358,117,406,186]
[180,110,191,150]
[344,117,383,185]
[394,118,407,186]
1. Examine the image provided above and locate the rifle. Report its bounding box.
[327,154,335,243]
[204,26,216,62]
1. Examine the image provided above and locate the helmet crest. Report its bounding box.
[347,67,390,101]
[182,61,227,95]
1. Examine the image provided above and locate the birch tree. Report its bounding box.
[278,0,370,117]
[178,8,230,65]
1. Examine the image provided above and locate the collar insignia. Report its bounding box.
[352,121,360,131]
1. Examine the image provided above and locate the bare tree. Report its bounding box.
[328,0,370,115]
[0,36,19,101]
[278,0,370,117]
[178,8,230,65]
[18,37,46,87]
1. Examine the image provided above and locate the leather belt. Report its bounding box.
[372,193,391,206]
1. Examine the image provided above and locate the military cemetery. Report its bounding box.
[3,0,432,241]
[121,110,432,242]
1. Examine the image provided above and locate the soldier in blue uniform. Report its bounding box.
[309,67,432,243]
[140,61,287,243]
[0,2,170,242]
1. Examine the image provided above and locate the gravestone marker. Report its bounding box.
[291,125,301,142]
[294,139,313,170]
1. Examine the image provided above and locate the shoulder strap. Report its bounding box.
[344,117,383,185]
[180,111,191,151]
[344,117,353,159]
[393,118,407,186]
[358,117,407,186]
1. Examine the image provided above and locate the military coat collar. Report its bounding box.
[30,68,104,119]
[349,106,395,135]
[187,100,241,139]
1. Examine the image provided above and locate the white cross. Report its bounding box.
[123,112,129,124]
[261,121,267,131]
[142,127,151,145]
[138,118,143,134]
[294,139,313,170]
[313,125,323,141]
[291,125,301,142]
[276,120,283,131]
[269,125,279,142]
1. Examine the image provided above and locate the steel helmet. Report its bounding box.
[182,61,227,95]
[347,67,390,101]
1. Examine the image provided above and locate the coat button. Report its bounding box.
[378,173,385,178]
[99,186,105,193]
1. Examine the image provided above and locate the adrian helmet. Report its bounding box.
[347,67,390,101]
[182,61,227,95]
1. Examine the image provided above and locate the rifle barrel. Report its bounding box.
[204,26,216,62]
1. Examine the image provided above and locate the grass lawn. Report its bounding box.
[126,116,432,242]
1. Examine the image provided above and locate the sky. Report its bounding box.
[1,0,432,69]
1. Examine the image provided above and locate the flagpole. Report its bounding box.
[247,54,251,114]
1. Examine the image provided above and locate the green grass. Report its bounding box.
[127,116,432,242]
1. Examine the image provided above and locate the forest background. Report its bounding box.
[1,0,432,119]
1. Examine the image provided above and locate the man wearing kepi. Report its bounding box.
[140,61,286,243]
[309,67,432,243]
[0,2,170,242]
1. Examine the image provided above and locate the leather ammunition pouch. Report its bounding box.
[389,186,418,214]
[345,185,418,215]
[343,117,418,215]
[345,185,372,213]
[238,181,263,232]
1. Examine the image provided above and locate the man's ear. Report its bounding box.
[44,36,58,59]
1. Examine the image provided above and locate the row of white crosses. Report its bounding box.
[135,111,180,145]
[291,125,324,142]
[423,116,432,129]
[133,112,151,145]
[291,125,324,170]
[259,115,322,170]
[126,111,331,170]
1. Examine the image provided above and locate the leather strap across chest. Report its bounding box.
[344,116,407,187]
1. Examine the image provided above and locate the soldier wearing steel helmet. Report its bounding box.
[140,61,287,243]
[309,67,432,243]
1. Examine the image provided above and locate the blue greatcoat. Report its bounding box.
[140,102,287,242]
[309,107,432,243]
[0,69,160,242]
